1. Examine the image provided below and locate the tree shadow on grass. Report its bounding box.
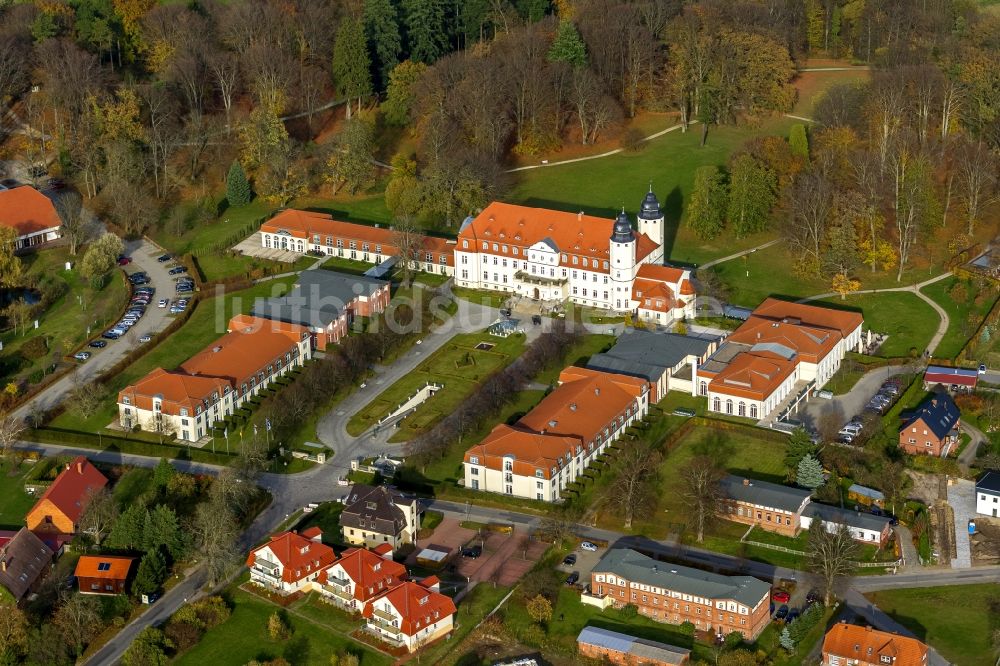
[283,635,310,664]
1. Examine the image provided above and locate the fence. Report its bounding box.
[741,538,902,568]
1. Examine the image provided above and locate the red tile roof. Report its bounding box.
[0,187,61,237]
[300,526,322,540]
[363,580,456,636]
[709,350,798,400]
[727,318,837,363]
[31,456,107,525]
[75,555,134,580]
[247,530,336,585]
[822,623,928,666]
[753,298,863,338]
[330,547,407,602]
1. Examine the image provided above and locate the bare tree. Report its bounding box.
[69,380,108,420]
[679,454,725,543]
[606,440,661,529]
[0,412,25,457]
[52,191,92,256]
[209,51,241,133]
[53,593,101,657]
[0,36,29,104]
[956,140,999,235]
[806,520,858,606]
[817,403,845,444]
[79,487,118,548]
[785,171,833,276]
[391,217,422,288]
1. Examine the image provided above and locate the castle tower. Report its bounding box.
[637,185,665,264]
[609,208,636,311]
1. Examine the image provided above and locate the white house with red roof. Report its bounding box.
[362,579,456,652]
[246,528,336,595]
[0,187,61,250]
[320,544,406,612]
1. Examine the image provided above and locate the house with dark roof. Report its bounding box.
[898,393,961,457]
[586,548,772,640]
[0,528,54,603]
[587,328,717,401]
[801,503,893,546]
[252,270,390,350]
[577,625,690,666]
[246,528,337,595]
[719,476,812,537]
[340,485,420,551]
[976,470,1000,518]
[26,456,107,536]
[822,622,928,666]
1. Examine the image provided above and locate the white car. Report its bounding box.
[139,335,152,343]
[158,299,168,308]
[73,351,91,361]
[580,541,599,552]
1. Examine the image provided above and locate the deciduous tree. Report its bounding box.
[79,487,118,547]
[381,60,427,127]
[687,166,727,240]
[53,191,92,256]
[525,594,553,625]
[727,154,776,237]
[831,273,861,300]
[0,226,23,288]
[53,594,102,657]
[606,440,661,529]
[325,118,376,195]
[679,454,725,543]
[123,627,170,666]
[806,520,858,605]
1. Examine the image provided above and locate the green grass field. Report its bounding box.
[0,460,37,529]
[50,278,297,433]
[0,247,129,384]
[508,117,797,266]
[920,276,999,360]
[346,331,527,440]
[174,588,391,666]
[865,585,1000,666]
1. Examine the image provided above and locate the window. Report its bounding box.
[470,468,478,476]
[469,456,479,465]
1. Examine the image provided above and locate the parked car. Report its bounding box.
[672,407,696,418]
[772,589,791,604]
[117,256,132,266]
[169,266,187,275]
[980,364,988,375]
[566,572,580,585]
[139,335,152,343]
[88,340,107,349]
[158,299,169,308]
[805,589,821,605]
[169,306,184,314]
[563,554,577,566]
[73,351,91,361]
[774,605,789,621]
[786,609,801,624]
[813,389,834,399]
[461,546,482,559]
[157,254,172,262]
[102,331,120,340]
[580,541,599,552]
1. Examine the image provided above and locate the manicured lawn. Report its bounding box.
[175,588,391,666]
[508,117,797,266]
[297,502,347,548]
[0,460,37,529]
[865,584,1000,666]
[50,278,297,433]
[920,275,999,360]
[0,247,129,384]
[813,293,939,358]
[346,331,528,440]
[824,359,868,395]
[321,256,376,276]
[450,286,509,310]
[421,583,510,665]
[533,333,615,386]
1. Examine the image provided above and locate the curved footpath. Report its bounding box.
[799,272,952,356]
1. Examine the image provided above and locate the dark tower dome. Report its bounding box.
[638,187,661,220]
[611,208,634,243]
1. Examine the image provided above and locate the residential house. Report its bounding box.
[320,544,406,613]
[26,456,108,536]
[0,186,61,250]
[362,578,456,652]
[340,485,420,550]
[800,504,893,546]
[252,270,390,350]
[246,528,336,595]
[585,548,772,640]
[577,626,691,666]
[587,328,717,401]
[976,470,1000,518]
[822,622,928,666]
[719,476,812,538]
[899,393,961,457]
[117,315,311,443]
[463,366,649,501]
[259,209,454,277]
[923,365,978,393]
[697,299,863,422]
[75,555,135,595]
[631,263,697,326]
[0,528,54,603]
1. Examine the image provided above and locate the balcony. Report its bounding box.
[372,607,396,623]
[514,270,567,287]
[323,582,353,601]
[368,618,402,636]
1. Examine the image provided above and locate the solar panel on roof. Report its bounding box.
[97,562,111,571]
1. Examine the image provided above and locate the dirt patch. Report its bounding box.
[905,470,942,505]
[405,516,475,568]
[971,517,1000,566]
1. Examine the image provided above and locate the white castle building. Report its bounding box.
[453,190,695,321]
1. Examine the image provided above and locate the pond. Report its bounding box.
[0,288,41,308]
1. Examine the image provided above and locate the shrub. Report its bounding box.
[619,603,638,619]
[164,618,202,653]
[192,596,231,629]
[620,127,645,152]
[21,336,48,360]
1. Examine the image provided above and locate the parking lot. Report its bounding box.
[554,541,605,587]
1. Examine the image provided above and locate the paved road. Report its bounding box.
[802,364,910,428]
[958,421,988,470]
[697,238,784,270]
[13,238,181,419]
[799,272,952,356]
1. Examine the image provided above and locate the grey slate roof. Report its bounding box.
[0,528,53,600]
[577,625,689,665]
[848,484,885,501]
[804,503,891,533]
[252,270,388,330]
[593,548,770,608]
[977,470,1000,495]
[903,393,961,440]
[340,484,411,537]
[720,475,811,513]
[587,329,713,381]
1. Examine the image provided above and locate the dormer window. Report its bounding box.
[419,595,429,605]
[880,657,891,664]
[366,501,377,510]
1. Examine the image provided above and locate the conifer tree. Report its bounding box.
[402,0,449,64]
[547,19,587,67]
[363,0,402,87]
[226,161,251,207]
[797,454,825,490]
[332,16,373,118]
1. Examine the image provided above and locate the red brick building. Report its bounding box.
[577,626,690,665]
[899,393,961,457]
[75,556,135,595]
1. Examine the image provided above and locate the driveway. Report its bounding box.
[14,237,180,419]
[947,478,975,569]
[958,422,987,470]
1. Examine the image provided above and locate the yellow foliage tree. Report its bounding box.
[525,594,553,625]
[831,273,861,300]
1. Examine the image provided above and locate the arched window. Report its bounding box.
[713,397,721,412]
[699,381,707,396]
[726,400,733,415]
[750,404,758,419]
[738,402,746,417]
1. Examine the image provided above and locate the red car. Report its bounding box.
[772,590,791,604]
[117,256,132,265]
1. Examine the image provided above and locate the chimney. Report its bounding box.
[743,478,750,486]
[1,559,6,572]
[77,461,83,474]
[578,211,584,221]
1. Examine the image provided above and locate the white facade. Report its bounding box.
[799,514,887,544]
[260,230,455,277]
[705,365,800,421]
[366,593,454,652]
[248,544,324,595]
[977,488,1000,517]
